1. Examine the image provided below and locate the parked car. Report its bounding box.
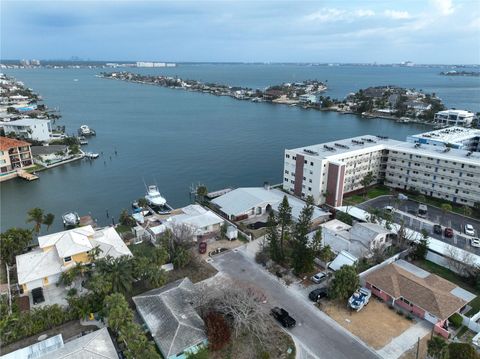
[418,204,428,218]
[444,227,454,238]
[309,287,328,302]
[270,307,296,328]
[383,206,394,214]
[398,193,408,200]
[465,224,476,236]
[32,287,45,305]
[311,271,327,284]
[198,241,207,254]
[471,238,480,248]
[433,224,443,235]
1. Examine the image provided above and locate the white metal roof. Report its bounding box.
[16,248,64,285]
[329,250,358,271]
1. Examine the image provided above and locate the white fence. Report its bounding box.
[461,311,480,333]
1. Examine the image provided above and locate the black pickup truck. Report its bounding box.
[271,307,296,328]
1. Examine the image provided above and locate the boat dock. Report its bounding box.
[17,170,39,181]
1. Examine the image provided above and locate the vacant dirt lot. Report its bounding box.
[322,298,414,349]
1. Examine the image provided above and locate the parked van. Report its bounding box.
[418,204,428,218]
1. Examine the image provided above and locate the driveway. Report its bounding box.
[358,196,480,255]
[209,248,379,359]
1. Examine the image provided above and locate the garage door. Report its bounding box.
[424,312,438,324]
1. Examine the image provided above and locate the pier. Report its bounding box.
[17,170,39,181]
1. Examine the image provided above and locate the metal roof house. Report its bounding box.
[132,278,207,359]
[0,328,118,359]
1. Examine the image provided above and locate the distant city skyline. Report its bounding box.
[1,0,479,64]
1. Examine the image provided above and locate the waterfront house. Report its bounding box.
[365,259,476,338]
[299,93,322,105]
[133,278,207,359]
[31,144,69,166]
[434,109,475,127]
[0,136,34,181]
[1,328,118,359]
[211,186,330,225]
[16,225,132,293]
[0,118,52,142]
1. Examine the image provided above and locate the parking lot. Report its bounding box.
[359,196,480,255]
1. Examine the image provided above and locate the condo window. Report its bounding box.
[64,256,72,262]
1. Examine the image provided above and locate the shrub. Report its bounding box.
[406,314,414,321]
[255,249,269,266]
[204,312,231,351]
[396,310,404,316]
[449,312,463,328]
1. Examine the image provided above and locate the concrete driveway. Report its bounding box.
[358,196,480,255]
[209,248,380,359]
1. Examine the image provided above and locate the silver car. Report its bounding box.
[311,272,327,283]
[465,224,476,236]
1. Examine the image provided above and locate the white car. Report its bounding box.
[465,224,476,236]
[311,272,327,283]
[471,238,480,248]
[383,206,394,214]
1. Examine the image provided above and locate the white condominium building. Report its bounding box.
[284,129,480,207]
[434,109,475,127]
[407,126,480,151]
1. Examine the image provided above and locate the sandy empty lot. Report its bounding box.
[322,298,414,349]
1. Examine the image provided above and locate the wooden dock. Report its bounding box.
[17,170,39,181]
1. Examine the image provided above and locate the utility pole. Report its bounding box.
[415,336,420,359]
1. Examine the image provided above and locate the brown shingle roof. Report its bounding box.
[366,262,467,320]
[0,136,31,151]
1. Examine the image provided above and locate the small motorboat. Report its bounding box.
[62,212,80,227]
[78,136,88,145]
[85,152,99,159]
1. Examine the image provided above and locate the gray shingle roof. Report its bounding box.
[133,278,206,358]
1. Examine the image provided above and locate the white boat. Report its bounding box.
[85,152,99,159]
[78,125,96,136]
[145,185,167,207]
[62,212,80,227]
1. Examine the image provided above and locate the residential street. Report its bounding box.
[209,249,380,359]
[358,195,480,254]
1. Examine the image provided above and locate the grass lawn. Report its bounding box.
[115,224,133,234]
[25,164,45,173]
[415,259,480,316]
[343,185,391,206]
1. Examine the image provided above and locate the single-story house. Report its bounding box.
[312,220,393,259]
[144,204,226,242]
[16,225,132,292]
[211,187,330,225]
[365,259,476,338]
[133,278,207,359]
[1,328,118,359]
[31,144,69,166]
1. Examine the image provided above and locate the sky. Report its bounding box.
[1,0,479,64]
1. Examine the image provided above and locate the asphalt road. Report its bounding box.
[210,249,379,359]
[358,196,480,254]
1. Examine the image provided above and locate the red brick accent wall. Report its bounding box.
[326,163,345,206]
[434,322,450,339]
[366,282,393,302]
[294,155,304,196]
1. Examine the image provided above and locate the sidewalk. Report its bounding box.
[376,320,431,359]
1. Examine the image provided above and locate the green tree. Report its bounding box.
[448,342,476,359]
[119,209,136,227]
[26,207,44,234]
[196,185,208,203]
[104,293,133,332]
[463,206,473,217]
[137,197,148,210]
[97,256,134,294]
[360,172,375,197]
[311,227,323,255]
[441,203,452,223]
[266,211,281,262]
[291,196,315,274]
[411,238,429,260]
[329,265,359,301]
[427,336,447,359]
[87,245,103,262]
[277,196,292,261]
[185,347,209,359]
[42,213,55,231]
[0,228,33,265]
[172,246,191,269]
[318,244,334,263]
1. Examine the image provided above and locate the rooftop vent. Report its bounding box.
[466,151,473,157]
[351,139,365,145]
[414,143,421,148]
[323,145,336,151]
[303,148,319,156]
[362,138,377,143]
[334,143,350,149]
[376,135,389,140]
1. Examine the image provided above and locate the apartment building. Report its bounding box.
[284,129,480,207]
[434,109,475,127]
[407,126,480,151]
[0,136,34,181]
[0,118,52,142]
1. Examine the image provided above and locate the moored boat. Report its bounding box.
[62,212,80,227]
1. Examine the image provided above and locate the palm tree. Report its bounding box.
[27,208,44,234]
[100,256,133,294]
[42,213,55,231]
[88,245,103,262]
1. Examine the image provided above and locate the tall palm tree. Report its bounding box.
[26,208,44,234]
[42,213,55,231]
[101,256,133,294]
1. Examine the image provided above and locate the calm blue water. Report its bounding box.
[1,64,479,232]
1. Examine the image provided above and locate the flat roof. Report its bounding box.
[409,126,480,144]
[0,118,50,126]
[436,109,475,116]
[287,135,401,160]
